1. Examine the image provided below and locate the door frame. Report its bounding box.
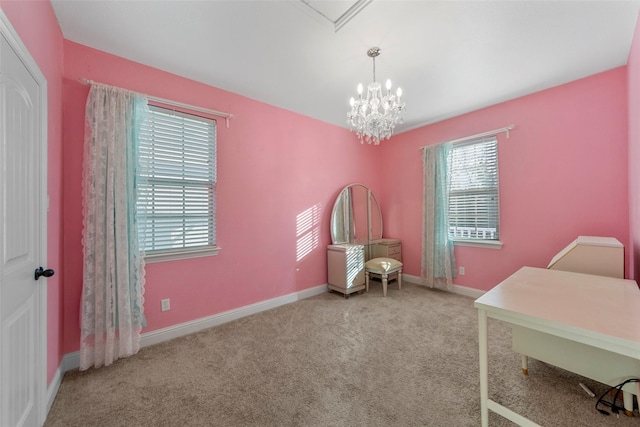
[0,9,49,425]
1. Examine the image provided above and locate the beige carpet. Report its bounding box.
[46,282,638,426]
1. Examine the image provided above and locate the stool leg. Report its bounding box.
[382,274,388,297]
[398,269,402,290]
[365,271,370,293]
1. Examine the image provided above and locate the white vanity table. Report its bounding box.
[327,184,402,297]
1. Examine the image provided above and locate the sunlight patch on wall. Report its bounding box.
[296,204,321,262]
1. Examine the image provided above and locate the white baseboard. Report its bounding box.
[141,283,328,348]
[402,273,485,299]
[46,364,63,414]
[47,283,328,414]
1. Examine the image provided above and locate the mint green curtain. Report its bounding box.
[422,143,456,288]
[80,84,148,370]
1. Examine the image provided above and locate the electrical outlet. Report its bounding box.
[161,298,170,312]
[459,266,465,276]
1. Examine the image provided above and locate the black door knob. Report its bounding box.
[34,267,55,280]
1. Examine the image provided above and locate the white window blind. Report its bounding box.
[448,136,499,241]
[137,105,217,256]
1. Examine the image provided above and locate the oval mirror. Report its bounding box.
[330,183,382,245]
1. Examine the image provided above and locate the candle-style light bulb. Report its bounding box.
[396,87,402,98]
[386,79,392,91]
[357,83,363,96]
[350,97,355,107]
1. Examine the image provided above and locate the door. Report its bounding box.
[1,13,48,427]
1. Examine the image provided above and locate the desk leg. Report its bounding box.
[478,309,489,427]
[623,391,633,417]
[521,355,528,375]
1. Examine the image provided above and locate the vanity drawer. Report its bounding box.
[387,253,402,261]
[388,244,401,256]
[327,244,366,296]
[370,240,402,262]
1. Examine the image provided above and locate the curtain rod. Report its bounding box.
[78,77,233,128]
[419,124,514,150]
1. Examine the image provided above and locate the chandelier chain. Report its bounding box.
[372,56,376,82]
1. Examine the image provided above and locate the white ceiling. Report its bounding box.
[51,0,640,133]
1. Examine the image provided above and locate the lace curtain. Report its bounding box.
[80,84,148,370]
[421,143,457,289]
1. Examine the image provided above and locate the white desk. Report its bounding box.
[474,266,640,426]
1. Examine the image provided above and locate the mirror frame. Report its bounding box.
[330,183,383,245]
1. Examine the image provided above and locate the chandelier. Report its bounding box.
[347,47,405,145]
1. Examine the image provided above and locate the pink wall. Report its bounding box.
[3,0,638,385]
[380,68,630,291]
[61,41,382,354]
[628,12,640,281]
[0,1,65,384]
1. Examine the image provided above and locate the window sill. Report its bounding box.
[143,246,221,263]
[453,239,503,249]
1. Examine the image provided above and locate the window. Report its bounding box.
[137,105,219,261]
[448,136,499,242]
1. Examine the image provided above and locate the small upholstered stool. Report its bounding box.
[365,258,403,297]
